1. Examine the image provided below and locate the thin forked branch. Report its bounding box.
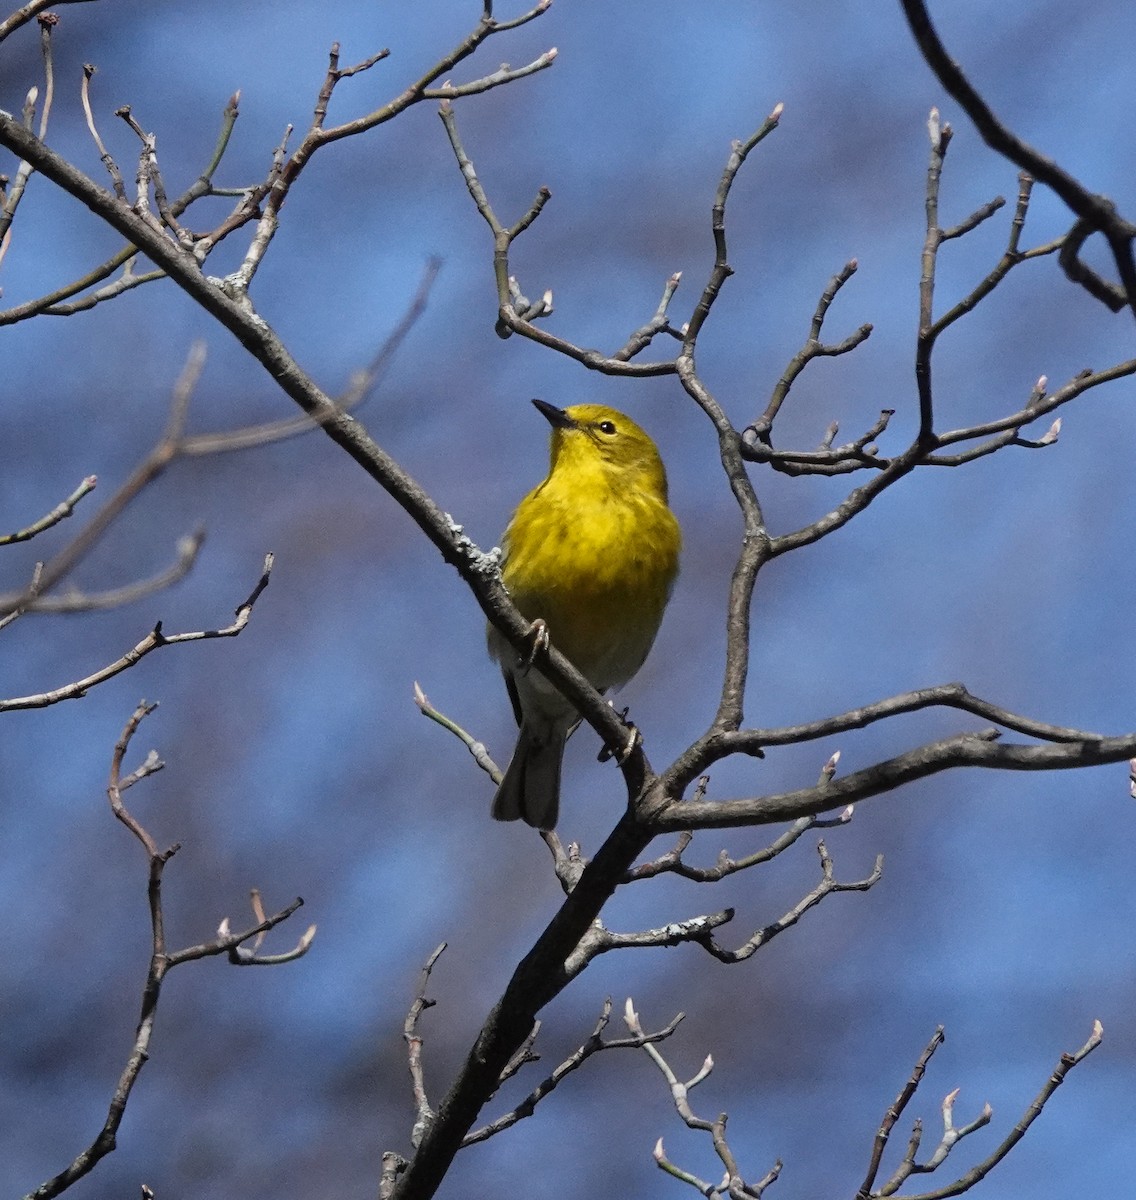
[25,701,307,1200]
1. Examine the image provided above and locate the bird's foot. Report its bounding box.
[598,707,640,764]
[517,618,550,676]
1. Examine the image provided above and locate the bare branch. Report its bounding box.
[0,0,94,46]
[682,103,784,353]
[422,48,558,99]
[693,842,883,963]
[929,360,1136,457]
[747,259,872,444]
[899,0,1136,320]
[661,722,1136,833]
[597,909,736,953]
[413,681,501,782]
[26,699,306,1200]
[27,529,204,613]
[1,88,241,323]
[0,553,273,712]
[404,943,447,1149]
[611,271,685,361]
[857,1028,946,1199]
[1058,216,1128,312]
[735,680,1109,751]
[0,474,96,545]
[182,256,443,456]
[464,998,685,1146]
[743,409,892,477]
[627,806,854,883]
[218,888,315,966]
[438,100,679,371]
[81,63,126,200]
[857,1021,1103,1199]
[0,253,432,618]
[171,895,307,968]
[626,999,782,1198]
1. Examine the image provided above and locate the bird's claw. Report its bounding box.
[598,709,640,764]
[517,618,550,677]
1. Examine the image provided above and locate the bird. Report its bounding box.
[487,399,681,831]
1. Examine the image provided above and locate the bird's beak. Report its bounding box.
[532,398,576,429]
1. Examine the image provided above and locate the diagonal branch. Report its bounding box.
[0,474,96,545]
[856,1020,1102,1199]
[693,841,882,963]
[463,998,685,1146]
[0,107,642,791]
[0,553,272,711]
[898,0,1136,320]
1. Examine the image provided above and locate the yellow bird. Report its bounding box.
[488,400,681,830]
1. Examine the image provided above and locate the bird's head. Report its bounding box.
[533,399,670,501]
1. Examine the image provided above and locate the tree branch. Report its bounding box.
[24,701,307,1200]
[898,0,1136,320]
[0,553,272,711]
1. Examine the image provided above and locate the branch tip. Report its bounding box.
[1039,417,1061,445]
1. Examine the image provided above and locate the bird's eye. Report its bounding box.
[597,420,617,435]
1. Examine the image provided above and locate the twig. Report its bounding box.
[627,804,854,883]
[0,553,273,711]
[683,103,784,350]
[438,101,676,371]
[730,680,1109,751]
[27,529,203,612]
[856,1021,1103,1199]
[610,271,685,361]
[181,257,443,456]
[81,63,126,200]
[413,681,501,782]
[694,842,883,963]
[668,107,788,746]
[626,999,782,1198]
[403,943,446,1149]
[464,999,684,1145]
[24,701,306,1200]
[595,909,736,954]
[747,259,872,444]
[219,888,315,966]
[0,257,435,618]
[0,0,90,46]
[0,475,96,545]
[857,1028,946,1198]
[1,92,240,324]
[422,48,558,99]
[899,0,1136,321]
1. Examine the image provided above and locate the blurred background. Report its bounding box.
[2,1,1135,1196]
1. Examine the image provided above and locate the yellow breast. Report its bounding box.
[501,463,680,691]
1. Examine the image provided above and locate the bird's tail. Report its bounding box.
[491,722,566,831]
